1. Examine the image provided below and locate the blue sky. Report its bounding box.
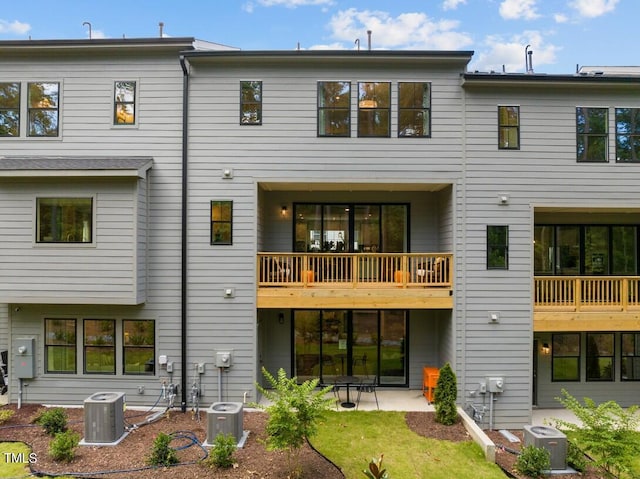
[0,0,634,74]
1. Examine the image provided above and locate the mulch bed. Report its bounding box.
[0,404,605,478]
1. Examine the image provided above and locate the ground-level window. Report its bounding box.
[552,333,580,381]
[36,197,93,243]
[487,225,508,269]
[84,319,115,374]
[621,333,640,381]
[123,320,155,375]
[586,333,614,381]
[45,319,77,373]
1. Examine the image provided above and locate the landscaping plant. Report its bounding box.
[255,367,335,478]
[48,430,80,463]
[206,432,237,469]
[147,432,179,467]
[0,408,14,424]
[434,362,458,425]
[554,389,640,478]
[35,407,68,436]
[514,444,550,478]
[363,454,390,479]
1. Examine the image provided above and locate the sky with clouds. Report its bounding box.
[0,0,634,74]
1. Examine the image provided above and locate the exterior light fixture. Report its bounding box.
[281,206,288,217]
[542,343,550,355]
[278,312,285,324]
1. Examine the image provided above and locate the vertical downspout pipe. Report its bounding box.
[179,55,190,412]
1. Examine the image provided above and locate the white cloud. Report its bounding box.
[91,29,107,39]
[499,0,541,20]
[553,13,568,23]
[242,2,255,13]
[257,0,334,6]
[569,0,619,18]
[470,30,560,73]
[323,8,473,50]
[0,19,31,35]
[442,0,467,10]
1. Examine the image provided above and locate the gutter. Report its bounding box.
[179,55,190,412]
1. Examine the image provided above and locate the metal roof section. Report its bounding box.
[0,156,153,178]
[578,66,640,76]
[461,70,640,88]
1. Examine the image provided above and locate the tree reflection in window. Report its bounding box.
[0,82,20,136]
[577,107,607,162]
[28,82,59,137]
[318,81,350,137]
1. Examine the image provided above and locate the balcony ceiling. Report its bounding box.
[259,182,450,192]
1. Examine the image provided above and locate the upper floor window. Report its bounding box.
[358,82,390,137]
[114,81,136,125]
[45,318,77,374]
[240,81,262,125]
[28,82,59,137]
[586,332,614,381]
[498,106,519,149]
[318,81,350,137]
[211,200,233,245]
[123,320,155,375]
[552,333,580,381]
[398,82,430,137]
[36,197,93,244]
[621,333,640,381]
[84,319,115,374]
[576,107,608,162]
[615,107,640,163]
[0,82,20,137]
[487,225,508,269]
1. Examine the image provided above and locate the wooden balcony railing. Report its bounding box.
[258,253,453,288]
[534,276,640,311]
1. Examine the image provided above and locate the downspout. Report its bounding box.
[179,54,190,412]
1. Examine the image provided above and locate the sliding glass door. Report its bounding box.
[293,310,407,386]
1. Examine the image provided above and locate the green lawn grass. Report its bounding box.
[311,411,506,479]
[0,442,31,478]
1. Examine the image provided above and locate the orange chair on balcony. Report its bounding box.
[423,366,440,403]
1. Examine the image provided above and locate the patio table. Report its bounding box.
[334,375,361,408]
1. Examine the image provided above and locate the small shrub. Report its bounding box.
[566,440,588,473]
[514,444,550,478]
[0,408,15,424]
[49,430,80,463]
[434,362,458,425]
[206,433,237,469]
[147,432,179,467]
[363,454,389,478]
[35,407,68,436]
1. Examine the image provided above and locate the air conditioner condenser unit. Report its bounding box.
[523,425,567,470]
[81,391,127,445]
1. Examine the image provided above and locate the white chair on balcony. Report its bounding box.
[268,258,291,283]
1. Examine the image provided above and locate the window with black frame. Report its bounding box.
[577,107,608,162]
[0,82,20,137]
[358,82,390,137]
[398,82,430,137]
[621,333,640,381]
[487,225,508,269]
[552,333,580,381]
[498,105,519,149]
[240,81,262,125]
[615,107,640,163]
[36,197,93,244]
[211,200,233,245]
[84,319,115,374]
[318,81,350,136]
[123,320,155,375]
[45,318,76,374]
[586,332,614,381]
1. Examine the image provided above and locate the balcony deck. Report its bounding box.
[257,252,453,309]
[534,276,640,331]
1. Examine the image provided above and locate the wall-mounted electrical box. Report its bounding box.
[15,338,36,379]
[487,376,505,393]
[216,351,233,368]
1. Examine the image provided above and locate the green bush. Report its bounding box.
[566,440,588,473]
[147,432,179,467]
[205,433,237,469]
[254,367,334,478]
[49,430,80,463]
[554,389,640,478]
[0,408,15,424]
[35,407,68,436]
[514,444,550,478]
[434,362,458,425]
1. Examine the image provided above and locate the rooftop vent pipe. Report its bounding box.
[525,44,534,74]
[159,22,164,38]
[367,30,372,50]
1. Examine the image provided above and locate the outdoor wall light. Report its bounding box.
[542,343,550,355]
[281,206,288,217]
[278,312,285,324]
[222,168,233,179]
[498,194,509,205]
[488,311,500,323]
